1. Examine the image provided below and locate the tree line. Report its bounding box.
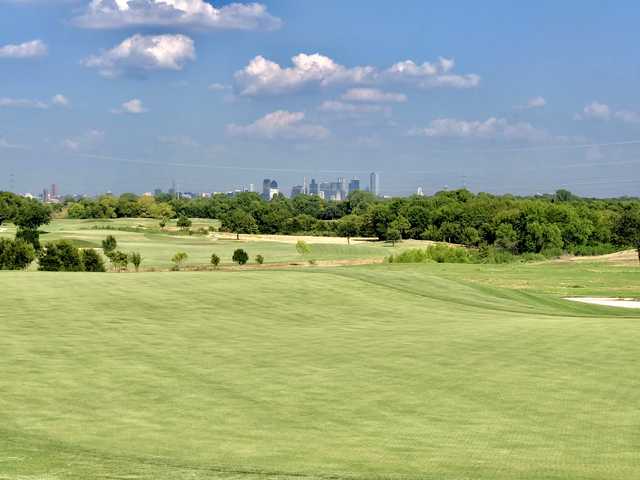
[58,189,640,258]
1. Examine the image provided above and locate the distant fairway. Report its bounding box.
[2,263,640,479]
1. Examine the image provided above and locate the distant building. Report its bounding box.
[349,178,361,194]
[42,188,49,202]
[369,172,380,196]
[262,178,272,200]
[265,180,279,200]
[417,186,424,197]
[291,185,304,197]
[154,188,163,196]
[51,184,58,198]
[309,178,319,195]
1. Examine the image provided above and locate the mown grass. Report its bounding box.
[1,263,640,479]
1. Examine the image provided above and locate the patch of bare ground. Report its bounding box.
[555,249,639,266]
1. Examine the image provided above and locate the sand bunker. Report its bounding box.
[565,297,640,309]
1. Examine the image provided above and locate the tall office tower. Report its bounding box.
[369,172,380,197]
[51,184,58,198]
[249,183,255,193]
[262,179,271,199]
[303,177,308,195]
[42,188,49,202]
[337,177,348,198]
[269,180,280,200]
[309,178,319,195]
[291,185,304,197]
[349,178,361,194]
[417,186,424,196]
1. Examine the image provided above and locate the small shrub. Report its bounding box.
[102,235,117,254]
[38,241,84,272]
[81,249,106,272]
[0,238,36,270]
[255,254,264,265]
[177,216,192,231]
[211,253,221,269]
[129,252,142,272]
[110,250,129,271]
[232,248,249,265]
[295,240,311,255]
[171,252,188,270]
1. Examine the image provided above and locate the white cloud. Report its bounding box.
[234,53,479,96]
[208,83,231,91]
[227,110,330,140]
[614,110,640,124]
[318,100,384,114]
[518,96,546,109]
[51,94,70,107]
[112,98,147,114]
[576,101,611,121]
[0,39,47,58]
[0,97,48,109]
[409,117,559,143]
[73,0,281,31]
[82,34,195,78]
[341,88,407,103]
[61,129,104,151]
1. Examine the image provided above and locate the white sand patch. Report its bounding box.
[565,297,640,309]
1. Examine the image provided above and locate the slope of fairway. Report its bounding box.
[2,264,640,479]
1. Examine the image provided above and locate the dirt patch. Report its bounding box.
[555,250,639,266]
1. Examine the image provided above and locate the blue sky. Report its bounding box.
[1,0,640,197]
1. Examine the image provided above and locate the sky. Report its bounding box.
[1,0,640,197]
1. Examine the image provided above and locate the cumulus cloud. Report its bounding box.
[341,88,407,103]
[234,53,479,96]
[516,96,546,109]
[111,98,147,114]
[575,101,640,124]
[73,0,281,31]
[51,94,70,107]
[82,34,195,78]
[227,110,329,140]
[0,39,47,58]
[61,129,104,151]
[409,117,562,143]
[318,100,385,114]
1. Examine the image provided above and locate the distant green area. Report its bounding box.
[1,263,639,479]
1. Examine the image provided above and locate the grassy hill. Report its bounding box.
[2,263,640,479]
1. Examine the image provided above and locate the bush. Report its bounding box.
[388,249,432,264]
[387,245,471,264]
[255,254,264,265]
[171,251,188,270]
[129,252,142,271]
[295,240,311,255]
[177,215,192,231]
[210,253,220,268]
[15,228,41,250]
[0,238,36,270]
[81,249,106,272]
[102,235,117,254]
[232,248,249,265]
[571,243,619,256]
[38,240,84,272]
[475,245,517,264]
[109,251,129,271]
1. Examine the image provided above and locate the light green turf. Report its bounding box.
[1,263,640,479]
[0,218,402,269]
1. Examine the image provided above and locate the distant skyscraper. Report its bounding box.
[309,178,319,195]
[269,180,280,200]
[249,183,255,193]
[291,185,304,197]
[262,178,271,199]
[303,177,308,195]
[51,184,58,198]
[369,172,380,196]
[417,186,424,196]
[349,178,361,194]
[42,188,49,202]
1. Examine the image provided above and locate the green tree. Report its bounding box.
[223,209,259,240]
[13,199,51,250]
[171,252,188,270]
[210,253,221,269]
[102,235,117,255]
[386,227,402,246]
[295,240,311,255]
[177,215,192,231]
[109,251,129,272]
[494,223,518,253]
[129,252,142,272]
[232,248,249,265]
[615,207,640,263]
[255,254,264,265]
[38,241,84,272]
[336,214,361,244]
[81,249,106,272]
[0,238,36,270]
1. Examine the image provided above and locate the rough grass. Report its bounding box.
[1,263,640,479]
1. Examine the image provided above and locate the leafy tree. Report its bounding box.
[295,240,311,255]
[0,238,35,270]
[159,217,168,229]
[67,203,87,219]
[223,209,258,240]
[210,253,221,269]
[129,252,142,272]
[38,241,84,272]
[177,215,192,231]
[171,252,188,270]
[386,227,402,246]
[110,251,129,272]
[81,249,106,272]
[102,235,117,255]
[336,214,361,244]
[232,248,249,265]
[461,226,481,246]
[494,223,518,253]
[255,254,264,264]
[615,207,640,263]
[13,199,51,250]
